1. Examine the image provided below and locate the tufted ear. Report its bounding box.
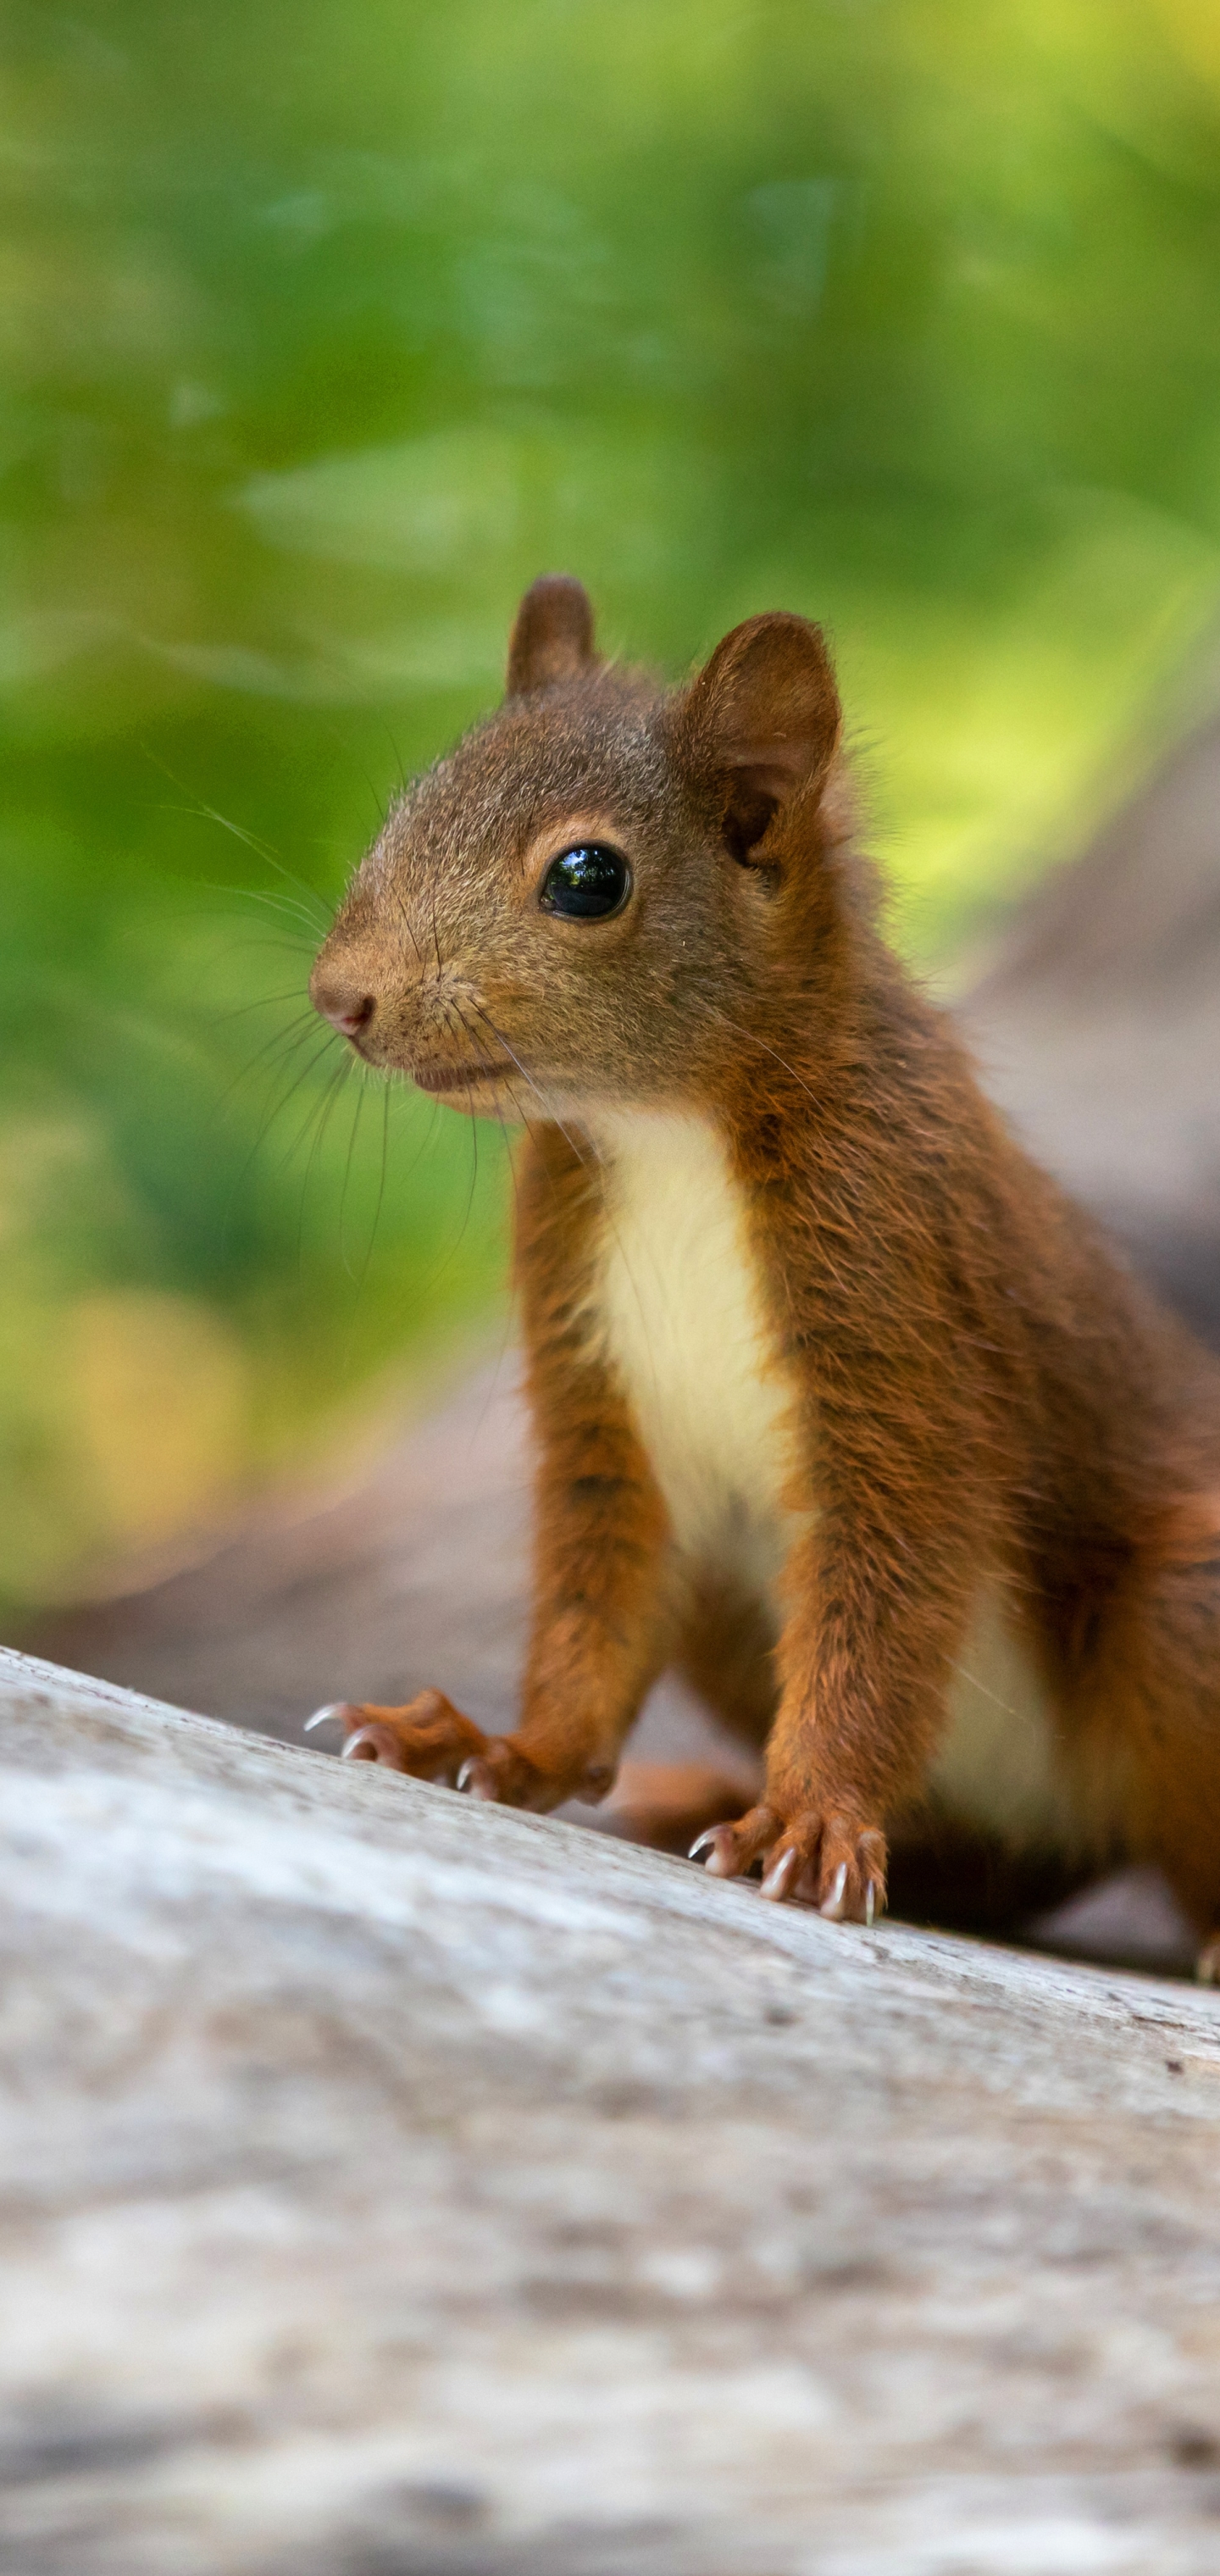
[506,575,598,697]
[679,612,840,863]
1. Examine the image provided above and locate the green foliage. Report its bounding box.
[3,0,1220,1595]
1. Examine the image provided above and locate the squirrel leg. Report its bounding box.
[438,1238,679,1810]
[311,1363,674,1813]
[481,1396,673,1809]
[690,1517,973,1922]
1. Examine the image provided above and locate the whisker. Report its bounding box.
[276,1048,351,1183]
[392,879,424,973]
[453,1069,481,1252]
[202,924,318,963]
[693,994,820,1105]
[215,985,310,1024]
[141,741,334,931]
[352,1080,391,1302]
[463,1053,524,1431]
[219,1030,341,1246]
[296,1053,354,1266]
[380,719,409,797]
[199,880,326,936]
[318,714,392,840]
[464,998,588,1169]
[338,1075,369,1278]
[257,847,335,933]
[948,1660,1023,1724]
[214,1008,322,1116]
[257,1035,344,1160]
[387,1078,443,1197]
[467,1002,661,1410]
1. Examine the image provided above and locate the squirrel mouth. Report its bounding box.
[411,1058,513,1096]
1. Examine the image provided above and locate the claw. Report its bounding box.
[341,1721,407,1768]
[865,1878,878,1929]
[304,1703,348,1735]
[689,1825,735,1876]
[820,1861,850,1921]
[457,1757,496,1801]
[760,1847,801,1902]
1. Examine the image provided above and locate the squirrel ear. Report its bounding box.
[680,613,840,863]
[507,575,597,697]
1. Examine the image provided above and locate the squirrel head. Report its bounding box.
[310,575,845,1121]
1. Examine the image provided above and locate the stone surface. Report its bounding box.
[4,1646,1220,2575]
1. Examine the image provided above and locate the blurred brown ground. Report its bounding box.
[23,712,1220,1974]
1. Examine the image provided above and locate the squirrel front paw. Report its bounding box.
[690,1802,887,1924]
[305,1688,552,1808]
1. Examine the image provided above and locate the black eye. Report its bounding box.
[538,843,630,921]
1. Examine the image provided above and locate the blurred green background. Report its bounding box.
[5,0,1220,1605]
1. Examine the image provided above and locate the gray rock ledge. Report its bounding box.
[3,1646,1220,2576]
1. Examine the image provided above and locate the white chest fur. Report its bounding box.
[577,1109,1075,1853]
[580,1110,806,1591]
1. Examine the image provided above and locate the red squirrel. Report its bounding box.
[308,575,1220,1976]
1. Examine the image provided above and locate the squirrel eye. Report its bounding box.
[538,843,630,921]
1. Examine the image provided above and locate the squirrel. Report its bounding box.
[308,574,1220,1978]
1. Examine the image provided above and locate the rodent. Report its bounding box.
[308,574,1220,1976]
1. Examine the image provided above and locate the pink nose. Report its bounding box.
[311,979,375,1040]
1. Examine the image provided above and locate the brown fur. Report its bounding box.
[311,575,1220,1971]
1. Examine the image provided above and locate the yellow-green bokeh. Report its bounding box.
[5,0,1220,1598]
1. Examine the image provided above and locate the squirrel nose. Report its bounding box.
[312,978,376,1040]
